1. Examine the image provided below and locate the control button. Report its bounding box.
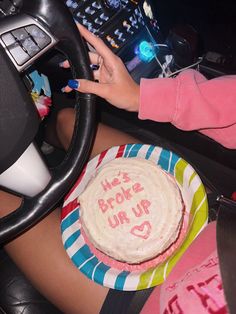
[95,17,103,26]
[106,35,119,48]
[66,0,79,10]
[134,8,144,24]
[76,11,86,19]
[136,41,155,62]
[21,37,40,57]
[104,0,121,10]
[25,25,51,49]
[114,29,125,42]
[85,6,96,15]
[123,20,134,34]
[12,28,29,41]
[129,16,138,28]
[11,28,40,57]
[9,43,30,65]
[100,13,109,21]
[91,1,102,9]
[1,32,16,47]
[82,19,93,32]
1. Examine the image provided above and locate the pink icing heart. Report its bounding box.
[130,221,152,240]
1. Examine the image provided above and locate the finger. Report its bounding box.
[77,23,117,64]
[63,79,108,99]
[59,60,70,68]
[60,53,100,69]
[89,52,100,64]
[78,79,108,99]
[61,85,72,93]
[93,70,100,81]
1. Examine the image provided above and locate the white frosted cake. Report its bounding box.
[79,158,184,264]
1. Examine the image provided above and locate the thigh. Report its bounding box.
[3,202,108,314]
[91,123,140,158]
[56,108,140,154]
[1,109,140,313]
[0,188,108,314]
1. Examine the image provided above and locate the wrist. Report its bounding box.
[128,84,140,112]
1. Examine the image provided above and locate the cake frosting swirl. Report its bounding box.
[79,157,184,264]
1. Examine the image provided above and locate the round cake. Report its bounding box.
[79,157,184,264]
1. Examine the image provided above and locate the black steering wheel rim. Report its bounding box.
[0,0,96,245]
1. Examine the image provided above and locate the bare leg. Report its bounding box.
[1,110,139,314]
[1,183,108,313]
[56,107,139,156]
[4,204,108,314]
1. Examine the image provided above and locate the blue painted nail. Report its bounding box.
[90,64,99,71]
[68,79,79,89]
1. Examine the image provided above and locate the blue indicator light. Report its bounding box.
[135,41,156,62]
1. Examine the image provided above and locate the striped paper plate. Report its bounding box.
[61,144,208,291]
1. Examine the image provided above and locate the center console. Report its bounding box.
[65,0,168,81]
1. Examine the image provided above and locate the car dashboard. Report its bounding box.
[65,0,167,82]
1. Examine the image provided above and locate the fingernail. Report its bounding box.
[61,87,66,93]
[90,64,99,71]
[59,61,65,67]
[68,79,79,89]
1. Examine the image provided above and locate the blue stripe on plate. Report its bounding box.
[124,144,134,157]
[79,255,99,279]
[61,209,79,233]
[158,149,171,171]
[145,145,156,160]
[169,152,180,174]
[64,230,81,250]
[127,143,143,157]
[93,263,111,285]
[114,271,130,290]
[71,245,94,268]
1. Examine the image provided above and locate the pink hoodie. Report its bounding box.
[141,222,228,314]
[139,70,236,149]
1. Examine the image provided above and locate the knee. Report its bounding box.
[56,108,75,149]
[0,190,22,217]
[56,108,75,132]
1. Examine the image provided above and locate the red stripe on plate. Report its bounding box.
[96,149,108,168]
[61,198,79,220]
[115,145,126,158]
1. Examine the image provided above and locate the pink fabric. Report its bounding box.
[139,70,236,148]
[141,222,229,314]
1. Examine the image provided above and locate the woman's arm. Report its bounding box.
[139,70,236,148]
[63,24,236,148]
[140,70,236,130]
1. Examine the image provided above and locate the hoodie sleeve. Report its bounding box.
[139,69,236,148]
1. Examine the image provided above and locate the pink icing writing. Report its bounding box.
[108,211,130,228]
[101,171,131,192]
[132,200,150,217]
[130,221,152,240]
[98,183,144,213]
[106,200,151,229]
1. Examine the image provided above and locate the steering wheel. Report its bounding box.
[0,0,96,245]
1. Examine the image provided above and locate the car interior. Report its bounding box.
[0,0,236,313]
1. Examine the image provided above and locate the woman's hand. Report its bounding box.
[62,24,140,112]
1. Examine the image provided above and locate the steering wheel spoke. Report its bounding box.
[0,0,96,245]
[0,14,57,72]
